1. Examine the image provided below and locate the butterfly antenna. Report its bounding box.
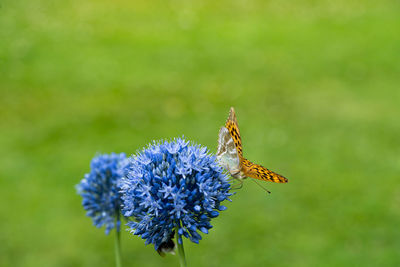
[251,179,271,194]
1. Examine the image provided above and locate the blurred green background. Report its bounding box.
[1,0,400,266]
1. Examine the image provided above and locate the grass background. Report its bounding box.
[1,0,400,266]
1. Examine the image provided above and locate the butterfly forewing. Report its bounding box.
[241,158,288,183]
[225,107,243,157]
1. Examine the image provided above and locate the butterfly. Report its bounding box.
[217,107,288,190]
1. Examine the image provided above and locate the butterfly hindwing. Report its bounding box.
[225,107,243,157]
[216,127,240,175]
[241,158,288,183]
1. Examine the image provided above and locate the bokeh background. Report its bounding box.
[1,0,400,266]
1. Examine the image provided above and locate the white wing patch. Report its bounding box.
[216,127,240,175]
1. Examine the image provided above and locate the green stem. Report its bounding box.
[175,226,187,267]
[114,228,122,267]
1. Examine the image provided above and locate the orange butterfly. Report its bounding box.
[217,107,288,191]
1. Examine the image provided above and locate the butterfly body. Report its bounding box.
[217,107,288,184]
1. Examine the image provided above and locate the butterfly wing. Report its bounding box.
[217,127,240,175]
[225,107,243,157]
[241,158,288,183]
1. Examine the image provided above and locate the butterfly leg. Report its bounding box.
[231,179,244,190]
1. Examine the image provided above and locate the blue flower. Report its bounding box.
[120,138,232,252]
[76,153,128,234]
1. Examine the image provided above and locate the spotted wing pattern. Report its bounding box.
[241,158,288,183]
[225,107,243,157]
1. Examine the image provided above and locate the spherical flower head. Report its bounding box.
[120,138,232,252]
[76,152,128,234]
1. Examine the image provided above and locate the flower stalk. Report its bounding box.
[176,226,187,267]
[114,226,122,267]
